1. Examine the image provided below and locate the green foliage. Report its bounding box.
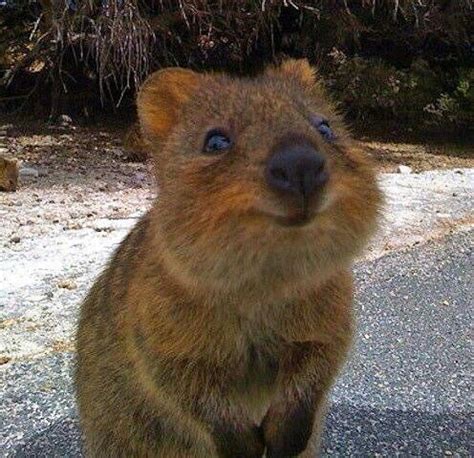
[424,68,474,127]
[325,51,474,131]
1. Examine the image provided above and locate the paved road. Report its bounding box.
[1,230,472,457]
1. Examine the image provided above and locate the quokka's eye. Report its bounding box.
[203,129,232,155]
[310,114,336,142]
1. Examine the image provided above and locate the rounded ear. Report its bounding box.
[267,58,317,87]
[137,68,201,143]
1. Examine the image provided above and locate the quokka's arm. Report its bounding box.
[150,360,265,458]
[262,340,348,457]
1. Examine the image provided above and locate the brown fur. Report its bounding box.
[0,157,18,192]
[75,59,382,457]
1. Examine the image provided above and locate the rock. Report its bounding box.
[123,122,149,162]
[94,226,113,233]
[0,157,19,192]
[134,172,146,182]
[0,123,13,132]
[58,114,73,126]
[10,236,21,244]
[19,167,39,178]
[111,148,124,158]
[57,278,77,290]
[0,356,11,365]
[131,172,147,187]
[397,165,412,174]
[64,222,83,230]
[0,126,11,137]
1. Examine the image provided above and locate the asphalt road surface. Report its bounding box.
[2,229,472,457]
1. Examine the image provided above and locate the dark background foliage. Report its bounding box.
[1,0,473,134]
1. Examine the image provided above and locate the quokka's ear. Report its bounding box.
[137,68,201,143]
[267,58,317,87]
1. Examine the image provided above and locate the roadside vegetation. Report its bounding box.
[0,1,472,135]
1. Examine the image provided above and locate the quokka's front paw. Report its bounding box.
[262,400,315,458]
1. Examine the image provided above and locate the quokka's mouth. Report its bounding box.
[245,208,313,228]
[249,190,334,228]
[274,210,315,227]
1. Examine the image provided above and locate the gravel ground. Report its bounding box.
[1,230,472,456]
[372,168,473,257]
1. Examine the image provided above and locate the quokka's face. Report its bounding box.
[138,60,382,290]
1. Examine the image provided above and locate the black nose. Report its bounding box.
[266,140,328,198]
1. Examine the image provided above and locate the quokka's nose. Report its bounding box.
[266,139,328,198]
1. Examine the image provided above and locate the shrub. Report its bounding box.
[0,1,472,133]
